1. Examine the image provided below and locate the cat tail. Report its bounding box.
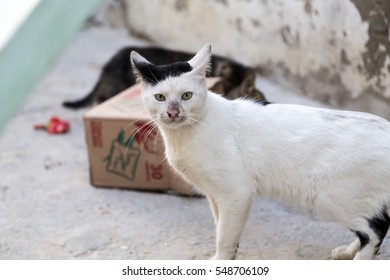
[62,80,101,109]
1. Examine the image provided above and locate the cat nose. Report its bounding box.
[167,109,180,120]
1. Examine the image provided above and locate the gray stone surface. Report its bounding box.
[124,0,390,120]
[0,26,388,260]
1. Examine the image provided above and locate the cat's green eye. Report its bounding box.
[154,94,166,102]
[181,91,193,101]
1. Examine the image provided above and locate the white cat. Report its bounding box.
[130,45,390,260]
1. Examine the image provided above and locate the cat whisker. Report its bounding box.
[120,118,158,155]
[184,120,206,140]
[136,120,159,158]
[143,75,159,85]
[186,116,214,137]
[133,119,159,159]
[153,124,163,163]
[120,118,148,133]
[145,64,159,84]
[122,118,156,138]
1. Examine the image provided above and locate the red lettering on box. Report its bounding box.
[91,121,103,148]
[145,161,164,181]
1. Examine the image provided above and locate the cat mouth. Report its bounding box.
[160,116,188,127]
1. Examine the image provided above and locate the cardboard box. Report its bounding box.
[84,80,218,195]
[84,83,195,195]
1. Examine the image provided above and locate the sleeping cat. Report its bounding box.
[62,46,265,108]
[130,44,390,260]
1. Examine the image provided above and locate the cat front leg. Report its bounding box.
[207,196,219,225]
[212,191,253,260]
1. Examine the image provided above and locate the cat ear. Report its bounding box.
[188,44,212,78]
[130,51,152,84]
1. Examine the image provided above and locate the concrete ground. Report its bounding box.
[0,25,389,260]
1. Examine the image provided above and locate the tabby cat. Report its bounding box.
[63,46,265,108]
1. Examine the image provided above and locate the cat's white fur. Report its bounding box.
[131,45,390,260]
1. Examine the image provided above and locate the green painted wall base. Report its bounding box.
[0,0,102,133]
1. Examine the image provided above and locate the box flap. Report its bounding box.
[84,84,149,120]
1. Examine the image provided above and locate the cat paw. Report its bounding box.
[209,252,236,260]
[331,245,354,260]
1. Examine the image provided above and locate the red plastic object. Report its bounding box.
[34,116,70,134]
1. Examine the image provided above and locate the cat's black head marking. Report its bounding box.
[134,61,192,85]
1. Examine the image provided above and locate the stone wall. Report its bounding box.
[123,0,390,118]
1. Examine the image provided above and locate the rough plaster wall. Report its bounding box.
[85,0,127,28]
[124,0,390,118]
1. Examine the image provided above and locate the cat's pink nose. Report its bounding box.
[167,109,180,120]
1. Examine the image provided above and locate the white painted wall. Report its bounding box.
[0,0,41,51]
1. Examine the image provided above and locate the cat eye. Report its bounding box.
[181,91,193,101]
[154,94,166,102]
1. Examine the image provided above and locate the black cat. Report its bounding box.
[63,46,266,109]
